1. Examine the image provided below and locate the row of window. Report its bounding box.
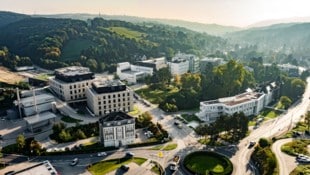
[98,99,131,105]
[97,92,131,100]
[69,82,89,89]
[98,107,131,115]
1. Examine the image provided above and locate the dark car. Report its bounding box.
[125,152,135,158]
[5,171,15,175]
[120,165,130,171]
[248,141,256,148]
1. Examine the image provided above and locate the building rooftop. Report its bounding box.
[24,112,57,125]
[99,111,135,126]
[20,93,54,107]
[92,79,124,89]
[91,79,127,94]
[203,92,264,106]
[55,66,91,76]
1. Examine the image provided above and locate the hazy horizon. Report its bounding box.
[2,0,310,27]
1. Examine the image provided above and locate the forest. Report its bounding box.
[0,16,226,72]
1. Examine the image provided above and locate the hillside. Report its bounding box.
[0,11,29,28]
[0,14,226,72]
[33,13,241,36]
[226,23,310,58]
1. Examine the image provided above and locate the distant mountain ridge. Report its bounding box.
[248,16,310,28]
[0,11,29,28]
[32,13,241,36]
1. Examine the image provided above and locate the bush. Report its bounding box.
[251,145,277,175]
[259,138,270,148]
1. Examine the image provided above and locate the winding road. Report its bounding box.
[271,138,297,175]
[231,77,310,175]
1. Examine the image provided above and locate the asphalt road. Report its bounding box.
[231,77,310,175]
[271,138,297,175]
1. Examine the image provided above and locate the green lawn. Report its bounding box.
[284,122,309,138]
[151,165,161,174]
[184,151,232,175]
[281,139,310,156]
[290,165,310,175]
[163,143,178,151]
[34,74,50,81]
[61,115,82,123]
[260,109,281,120]
[136,86,179,104]
[88,157,147,175]
[107,27,145,40]
[150,145,164,150]
[61,39,95,61]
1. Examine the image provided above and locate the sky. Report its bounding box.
[2,0,310,27]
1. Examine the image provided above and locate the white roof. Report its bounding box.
[24,112,57,125]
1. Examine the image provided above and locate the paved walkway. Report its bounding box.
[41,137,99,151]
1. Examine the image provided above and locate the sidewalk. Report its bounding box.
[41,136,98,151]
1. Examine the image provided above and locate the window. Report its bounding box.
[113,94,115,98]
[74,85,76,88]
[98,102,101,105]
[69,85,72,89]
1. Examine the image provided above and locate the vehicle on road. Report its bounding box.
[174,121,182,129]
[248,141,256,148]
[97,152,107,157]
[4,171,15,175]
[170,155,180,171]
[126,152,135,157]
[70,158,79,166]
[120,165,130,171]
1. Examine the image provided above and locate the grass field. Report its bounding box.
[136,86,179,104]
[0,66,24,84]
[107,27,145,40]
[88,157,147,175]
[61,39,95,61]
[281,139,310,156]
[181,114,201,123]
[184,151,232,174]
[290,165,310,175]
[34,74,51,81]
[261,109,281,120]
[163,143,178,151]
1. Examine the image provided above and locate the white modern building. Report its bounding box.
[99,111,135,147]
[20,93,55,117]
[86,79,133,116]
[49,66,95,102]
[168,59,189,75]
[173,52,200,73]
[196,91,266,124]
[116,62,153,84]
[117,57,168,84]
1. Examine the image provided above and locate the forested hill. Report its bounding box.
[0,15,226,71]
[0,11,29,28]
[226,23,310,57]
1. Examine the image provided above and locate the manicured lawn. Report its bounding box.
[284,122,309,138]
[150,145,164,150]
[61,39,95,61]
[151,165,161,174]
[281,139,310,156]
[88,157,147,175]
[136,86,179,104]
[163,143,177,151]
[260,109,281,120]
[290,165,310,175]
[35,74,50,81]
[107,27,144,39]
[61,115,82,123]
[184,151,233,175]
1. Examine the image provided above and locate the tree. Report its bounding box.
[75,129,86,140]
[305,111,310,132]
[16,134,25,152]
[59,129,72,142]
[279,96,292,109]
[258,138,270,148]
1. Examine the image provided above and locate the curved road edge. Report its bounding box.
[271,138,297,175]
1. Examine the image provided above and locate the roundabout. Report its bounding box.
[183,151,233,175]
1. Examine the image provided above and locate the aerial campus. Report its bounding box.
[1,1,310,175]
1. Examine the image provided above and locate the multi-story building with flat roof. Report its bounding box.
[99,111,135,147]
[196,91,266,124]
[20,93,55,117]
[168,59,189,75]
[49,66,95,101]
[86,79,133,116]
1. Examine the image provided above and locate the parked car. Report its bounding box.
[126,152,135,157]
[97,152,107,157]
[248,141,256,148]
[120,165,130,171]
[70,158,79,166]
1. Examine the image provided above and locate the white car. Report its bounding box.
[70,158,79,166]
[97,152,107,157]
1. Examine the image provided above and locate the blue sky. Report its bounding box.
[1,0,310,26]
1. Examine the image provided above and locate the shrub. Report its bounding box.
[259,138,270,148]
